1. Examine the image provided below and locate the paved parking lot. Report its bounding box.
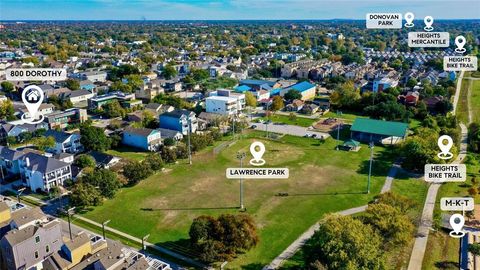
[251,122,330,139]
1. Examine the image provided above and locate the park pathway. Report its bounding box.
[263,160,401,270]
[407,69,469,270]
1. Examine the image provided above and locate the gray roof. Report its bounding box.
[160,109,194,119]
[24,152,70,173]
[64,89,93,99]
[5,219,60,246]
[0,146,25,161]
[45,130,74,143]
[124,127,156,137]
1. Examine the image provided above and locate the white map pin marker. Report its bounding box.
[404,12,414,27]
[449,213,465,238]
[21,85,45,124]
[249,141,266,166]
[437,135,453,160]
[424,16,434,31]
[455,35,467,54]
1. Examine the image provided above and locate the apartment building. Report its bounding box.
[206,89,245,115]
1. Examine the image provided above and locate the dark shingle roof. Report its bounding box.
[44,130,73,143]
[160,109,193,119]
[124,127,155,137]
[24,152,70,173]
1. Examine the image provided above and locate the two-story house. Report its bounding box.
[44,130,83,154]
[159,109,198,135]
[206,89,245,116]
[122,127,162,151]
[0,218,63,270]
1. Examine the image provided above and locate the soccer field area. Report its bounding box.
[81,131,396,268]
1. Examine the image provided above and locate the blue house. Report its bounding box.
[122,127,162,151]
[159,109,198,135]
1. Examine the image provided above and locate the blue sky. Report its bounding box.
[1,0,479,20]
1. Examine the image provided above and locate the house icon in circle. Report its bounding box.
[26,90,40,102]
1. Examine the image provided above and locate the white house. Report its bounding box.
[206,89,245,115]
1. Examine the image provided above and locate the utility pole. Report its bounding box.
[102,220,111,240]
[367,142,374,194]
[336,110,342,150]
[187,115,192,165]
[237,151,246,211]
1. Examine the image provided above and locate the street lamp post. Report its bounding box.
[367,142,374,194]
[102,220,111,240]
[142,234,150,254]
[237,151,246,211]
[336,111,342,150]
[65,207,76,240]
[187,115,192,165]
[16,187,26,203]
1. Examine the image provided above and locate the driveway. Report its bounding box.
[251,122,330,139]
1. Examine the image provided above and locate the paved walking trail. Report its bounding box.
[407,69,469,270]
[263,161,401,270]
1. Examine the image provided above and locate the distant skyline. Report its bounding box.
[1,0,479,21]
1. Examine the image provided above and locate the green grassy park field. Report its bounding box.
[81,132,396,268]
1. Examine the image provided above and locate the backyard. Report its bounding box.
[81,132,396,268]
[255,114,318,127]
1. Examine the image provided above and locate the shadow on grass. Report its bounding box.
[433,261,459,269]
[356,146,407,179]
[154,238,205,263]
[140,206,239,211]
[241,263,266,270]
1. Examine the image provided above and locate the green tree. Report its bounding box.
[245,91,257,107]
[123,160,153,185]
[303,214,385,270]
[80,169,121,199]
[0,100,15,120]
[80,125,112,152]
[189,214,259,262]
[65,79,80,90]
[469,243,480,256]
[1,81,15,93]
[74,154,96,169]
[284,89,302,101]
[330,81,360,109]
[144,154,164,171]
[102,100,126,118]
[70,182,103,208]
[163,65,178,80]
[271,96,284,111]
[363,203,415,246]
[32,136,55,152]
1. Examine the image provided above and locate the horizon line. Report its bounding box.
[2,18,480,22]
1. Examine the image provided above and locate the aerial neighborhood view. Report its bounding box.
[0,0,480,269]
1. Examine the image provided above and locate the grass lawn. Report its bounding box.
[422,230,460,270]
[81,132,396,268]
[255,114,317,127]
[105,145,150,161]
[456,75,471,124]
[470,80,480,123]
[322,111,365,123]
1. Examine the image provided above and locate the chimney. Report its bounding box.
[25,157,30,167]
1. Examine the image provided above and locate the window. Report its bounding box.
[45,245,50,253]
[34,251,39,259]
[35,236,40,243]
